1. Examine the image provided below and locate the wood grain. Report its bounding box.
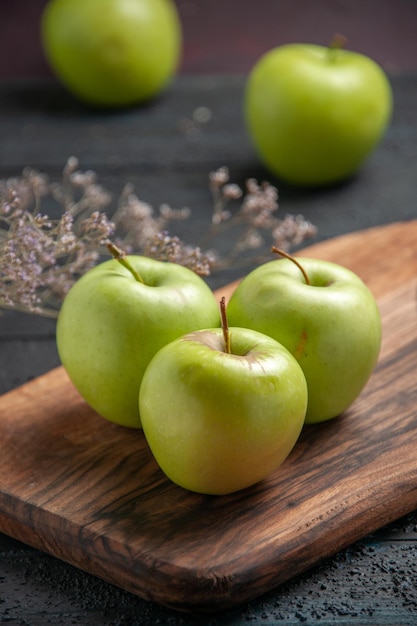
[0,220,416,613]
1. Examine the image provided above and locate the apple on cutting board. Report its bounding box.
[245,37,393,186]
[226,252,382,424]
[56,249,220,429]
[139,307,308,495]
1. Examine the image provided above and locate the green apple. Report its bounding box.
[139,324,308,495]
[226,256,381,423]
[245,40,393,186]
[41,0,182,108]
[56,254,220,429]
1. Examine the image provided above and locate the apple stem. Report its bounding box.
[106,241,145,283]
[271,246,311,285]
[220,296,232,354]
[328,33,348,53]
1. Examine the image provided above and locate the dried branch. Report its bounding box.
[0,158,316,318]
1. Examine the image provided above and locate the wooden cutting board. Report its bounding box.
[0,220,416,613]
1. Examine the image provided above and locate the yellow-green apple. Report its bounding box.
[139,322,308,495]
[56,254,220,428]
[41,0,182,107]
[245,40,393,186]
[226,256,381,423]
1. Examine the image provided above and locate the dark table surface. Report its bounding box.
[1,9,417,619]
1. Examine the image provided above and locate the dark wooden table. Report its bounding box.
[0,69,417,623]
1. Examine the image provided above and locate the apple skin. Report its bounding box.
[139,327,308,495]
[56,256,220,429]
[226,258,382,424]
[245,42,393,186]
[41,0,182,108]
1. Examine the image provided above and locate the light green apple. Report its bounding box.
[139,326,308,495]
[56,255,220,428]
[245,41,393,186]
[226,257,382,423]
[41,0,182,107]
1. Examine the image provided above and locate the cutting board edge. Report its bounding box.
[1,474,417,613]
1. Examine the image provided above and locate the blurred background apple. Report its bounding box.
[41,0,182,107]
